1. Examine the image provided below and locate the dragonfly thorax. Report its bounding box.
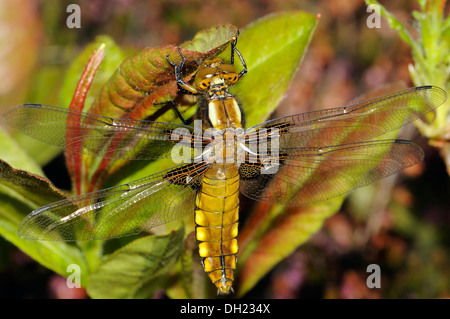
[200,127,245,165]
[207,96,242,131]
[207,77,231,99]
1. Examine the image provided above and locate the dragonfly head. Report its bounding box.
[194,57,239,92]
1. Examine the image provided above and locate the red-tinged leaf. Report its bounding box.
[60,35,126,110]
[87,24,238,121]
[66,44,105,195]
[237,199,343,296]
[88,45,201,121]
[60,35,126,195]
[68,44,106,113]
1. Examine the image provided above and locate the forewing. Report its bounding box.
[245,86,447,148]
[2,103,204,160]
[18,162,208,240]
[240,140,423,205]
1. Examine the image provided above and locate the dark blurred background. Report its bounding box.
[0,0,448,298]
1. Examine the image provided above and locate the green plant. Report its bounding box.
[365,0,450,172]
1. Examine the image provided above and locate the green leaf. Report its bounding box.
[0,127,43,176]
[165,232,215,299]
[181,24,239,52]
[87,227,184,299]
[232,11,318,127]
[0,159,88,285]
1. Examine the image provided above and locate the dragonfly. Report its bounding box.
[2,34,447,295]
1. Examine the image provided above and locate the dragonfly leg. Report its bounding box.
[166,48,199,95]
[165,47,202,124]
[231,31,247,80]
[153,100,195,125]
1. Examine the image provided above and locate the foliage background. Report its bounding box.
[0,0,448,298]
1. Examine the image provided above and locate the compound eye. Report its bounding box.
[198,66,216,78]
[219,64,236,74]
[197,78,212,91]
[195,67,216,90]
[224,73,238,84]
[219,64,238,84]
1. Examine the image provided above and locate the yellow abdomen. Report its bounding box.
[195,163,239,294]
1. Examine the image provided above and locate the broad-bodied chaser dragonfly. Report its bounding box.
[2,35,447,294]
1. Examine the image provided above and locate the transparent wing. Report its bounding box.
[2,103,207,160]
[240,140,423,205]
[18,162,208,240]
[245,86,447,148]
